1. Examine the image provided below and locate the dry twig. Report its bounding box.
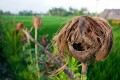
[22,30,76,80]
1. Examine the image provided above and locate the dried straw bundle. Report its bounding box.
[16,23,25,33]
[53,16,113,63]
[33,16,42,29]
[16,23,27,45]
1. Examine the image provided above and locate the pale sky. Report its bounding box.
[0,0,120,14]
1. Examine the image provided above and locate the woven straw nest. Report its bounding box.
[53,16,113,63]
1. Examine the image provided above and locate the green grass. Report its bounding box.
[0,15,72,40]
[0,15,120,80]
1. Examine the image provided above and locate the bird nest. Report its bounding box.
[53,16,113,63]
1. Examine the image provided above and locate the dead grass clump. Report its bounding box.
[53,16,113,63]
[16,23,25,33]
[33,16,42,29]
[16,23,26,45]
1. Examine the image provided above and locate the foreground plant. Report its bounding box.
[33,16,42,78]
[2,24,34,79]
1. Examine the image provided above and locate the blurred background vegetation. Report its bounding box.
[0,7,92,16]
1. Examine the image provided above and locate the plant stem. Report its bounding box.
[81,63,87,80]
[81,63,87,75]
[35,28,40,78]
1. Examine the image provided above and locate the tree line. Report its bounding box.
[48,7,89,16]
[0,10,13,15]
[0,7,95,16]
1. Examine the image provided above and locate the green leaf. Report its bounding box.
[39,54,45,61]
